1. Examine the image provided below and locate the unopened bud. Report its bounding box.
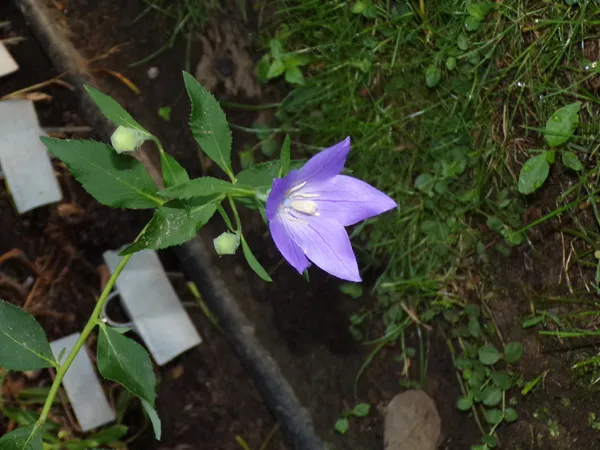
[213,231,240,256]
[110,126,149,154]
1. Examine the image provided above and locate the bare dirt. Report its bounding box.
[5,0,600,449]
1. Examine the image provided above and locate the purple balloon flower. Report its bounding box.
[266,137,397,282]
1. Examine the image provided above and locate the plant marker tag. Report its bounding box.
[0,42,18,77]
[0,99,62,213]
[103,249,202,365]
[50,333,115,432]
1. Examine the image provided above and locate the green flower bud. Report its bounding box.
[110,126,149,153]
[213,231,240,256]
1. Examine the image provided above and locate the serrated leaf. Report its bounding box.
[269,39,284,60]
[41,138,161,209]
[97,324,156,406]
[544,102,581,147]
[518,153,550,195]
[84,85,150,135]
[121,197,219,254]
[0,425,43,450]
[352,403,370,417]
[0,300,55,370]
[183,71,233,177]
[457,396,473,411]
[482,386,502,406]
[241,235,272,282]
[280,135,291,177]
[285,66,305,85]
[267,59,286,79]
[160,152,189,188]
[159,177,250,200]
[478,344,501,365]
[334,417,349,434]
[141,399,162,440]
[504,407,518,423]
[504,341,524,363]
[484,408,503,425]
[562,151,584,171]
[467,2,493,21]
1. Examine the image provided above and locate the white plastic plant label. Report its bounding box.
[50,333,115,432]
[0,99,62,213]
[0,41,18,77]
[103,248,202,365]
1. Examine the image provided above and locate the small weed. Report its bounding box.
[334,402,371,435]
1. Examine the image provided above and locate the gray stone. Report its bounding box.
[384,390,442,450]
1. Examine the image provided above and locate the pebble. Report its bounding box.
[147,66,159,79]
[384,390,442,450]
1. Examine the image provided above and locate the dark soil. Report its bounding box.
[8,1,600,450]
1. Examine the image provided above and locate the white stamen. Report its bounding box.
[293,193,320,200]
[290,200,318,215]
[287,181,307,194]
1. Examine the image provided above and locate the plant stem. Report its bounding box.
[34,252,134,430]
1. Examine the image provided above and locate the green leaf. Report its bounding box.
[157,106,172,121]
[562,151,584,171]
[504,407,519,423]
[121,197,219,254]
[269,39,284,60]
[504,341,524,363]
[446,56,457,71]
[84,85,150,135]
[467,2,493,21]
[334,417,349,434]
[267,59,286,79]
[351,1,366,14]
[457,396,473,411]
[544,102,581,147]
[285,66,305,85]
[41,138,161,209]
[352,403,370,417]
[518,153,550,195]
[484,408,503,425]
[425,65,441,88]
[468,318,481,337]
[465,15,481,31]
[482,435,498,448]
[478,344,501,365]
[160,152,189,188]
[256,55,270,83]
[97,324,156,406]
[482,386,502,406]
[0,425,43,450]
[280,135,291,177]
[236,160,304,194]
[159,177,249,200]
[141,399,162,440]
[457,33,470,50]
[339,283,363,299]
[491,370,512,390]
[183,71,233,177]
[0,300,55,370]
[241,235,272,282]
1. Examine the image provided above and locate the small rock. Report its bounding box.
[384,390,441,450]
[147,66,159,79]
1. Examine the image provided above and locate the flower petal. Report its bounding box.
[296,137,350,183]
[266,174,297,221]
[306,175,397,226]
[285,215,361,282]
[269,215,310,274]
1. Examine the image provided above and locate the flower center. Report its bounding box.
[282,181,320,217]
